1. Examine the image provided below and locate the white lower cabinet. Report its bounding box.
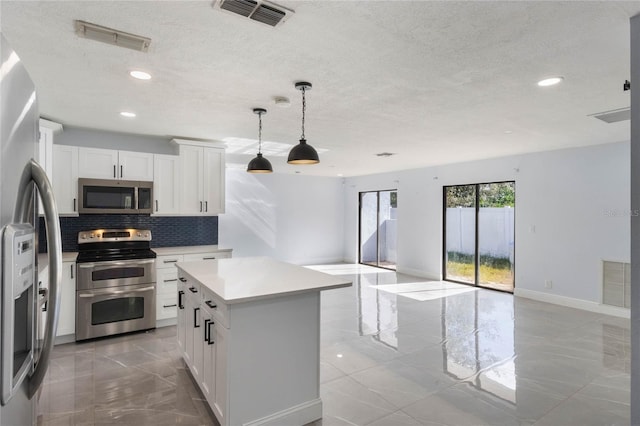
[156,254,183,321]
[57,261,76,337]
[178,274,228,424]
[176,280,187,355]
[155,250,231,323]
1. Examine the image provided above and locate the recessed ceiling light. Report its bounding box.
[337,173,344,177]
[130,70,152,80]
[120,111,136,118]
[537,76,564,87]
[504,130,513,134]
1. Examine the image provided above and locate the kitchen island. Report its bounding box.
[176,257,352,426]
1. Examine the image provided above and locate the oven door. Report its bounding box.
[77,258,155,290]
[75,283,156,341]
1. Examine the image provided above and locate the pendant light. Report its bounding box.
[287,81,319,164]
[247,108,273,173]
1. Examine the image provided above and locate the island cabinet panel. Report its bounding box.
[176,257,351,426]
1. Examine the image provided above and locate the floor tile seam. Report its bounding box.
[92,406,204,418]
[130,364,179,387]
[530,380,596,425]
[346,369,448,412]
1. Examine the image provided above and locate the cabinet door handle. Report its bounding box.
[205,201,208,212]
[164,260,178,264]
[113,165,116,178]
[204,319,211,341]
[205,300,217,309]
[70,264,74,279]
[207,320,215,345]
[163,304,177,308]
[203,256,216,260]
[178,290,184,309]
[189,286,198,293]
[194,307,200,328]
[200,201,203,212]
[73,198,76,212]
[163,278,178,283]
[155,200,158,212]
[178,277,187,282]
[120,165,123,178]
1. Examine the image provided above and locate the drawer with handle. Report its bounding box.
[200,286,228,328]
[157,269,178,296]
[183,251,231,262]
[156,254,184,269]
[156,292,178,321]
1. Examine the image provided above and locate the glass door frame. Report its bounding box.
[358,189,397,271]
[442,181,516,292]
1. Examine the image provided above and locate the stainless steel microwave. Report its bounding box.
[78,178,153,214]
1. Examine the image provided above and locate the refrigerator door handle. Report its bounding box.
[16,160,62,399]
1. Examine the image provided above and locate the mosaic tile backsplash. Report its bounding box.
[39,215,218,252]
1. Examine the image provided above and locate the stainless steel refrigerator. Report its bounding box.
[0,33,62,426]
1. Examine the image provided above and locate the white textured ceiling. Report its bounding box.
[2,1,639,176]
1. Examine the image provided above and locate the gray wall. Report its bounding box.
[55,126,176,155]
[630,13,639,426]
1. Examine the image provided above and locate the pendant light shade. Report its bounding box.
[247,108,273,173]
[288,81,319,165]
[287,138,319,164]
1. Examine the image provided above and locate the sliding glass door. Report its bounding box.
[444,182,515,292]
[359,190,397,270]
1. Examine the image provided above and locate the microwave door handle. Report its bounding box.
[134,187,139,211]
[14,160,63,399]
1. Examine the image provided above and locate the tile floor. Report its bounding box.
[38,264,630,425]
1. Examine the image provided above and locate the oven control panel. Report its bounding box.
[78,229,152,243]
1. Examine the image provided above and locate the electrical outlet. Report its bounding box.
[544,280,553,289]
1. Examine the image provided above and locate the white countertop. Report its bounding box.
[177,256,352,304]
[153,245,232,256]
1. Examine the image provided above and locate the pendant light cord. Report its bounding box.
[301,87,306,140]
[258,111,263,154]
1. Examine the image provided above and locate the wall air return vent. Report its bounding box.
[602,260,630,308]
[75,20,151,52]
[589,107,631,123]
[213,0,294,27]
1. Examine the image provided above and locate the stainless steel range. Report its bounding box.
[75,229,156,341]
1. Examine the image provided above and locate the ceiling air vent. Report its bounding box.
[589,107,631,124]
[74,20,151,52]
[213,0,294,27]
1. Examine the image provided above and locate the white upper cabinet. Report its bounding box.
[78,147,119,179]
[174,139,225,216]
[153,154,181,215]
[203,147,225,215]
[119,150,154,181]
[179,144,204,215]
[52,145,79,216]
[78,147,154,181]
[37,119,62,214]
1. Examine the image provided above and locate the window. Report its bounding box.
[443,182,515,292]
[359,190,397,270]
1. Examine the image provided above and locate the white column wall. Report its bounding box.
[219,169,345,265]
[629,12,639,426]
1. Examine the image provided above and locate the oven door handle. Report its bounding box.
[77,259,156,269]
[78,286,155,298]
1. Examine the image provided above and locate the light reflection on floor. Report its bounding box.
[309,263,630,426]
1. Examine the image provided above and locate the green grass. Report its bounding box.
[446,252,513,285]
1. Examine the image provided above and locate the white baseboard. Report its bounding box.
[243,398,322,426]
[514,288,630,319]
[54,334,75,345]
[396,266,440,280]
[156,317,177,328]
